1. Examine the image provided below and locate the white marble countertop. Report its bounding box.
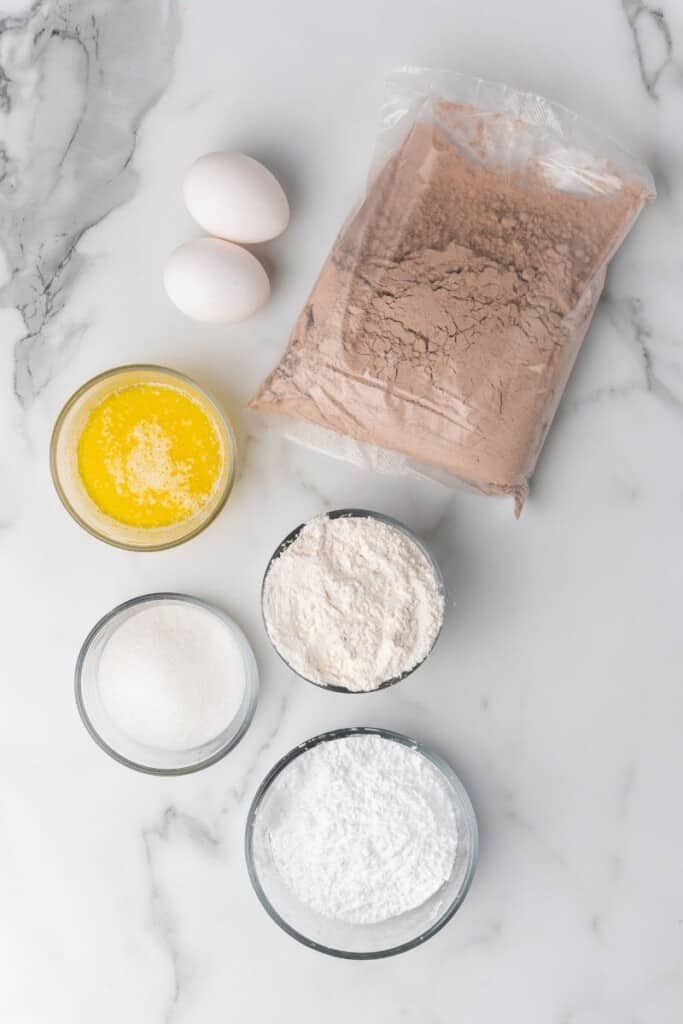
[1,0,682,1020]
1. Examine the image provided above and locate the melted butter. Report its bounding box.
[77,383,225,528]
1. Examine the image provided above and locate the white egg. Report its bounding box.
[184,152,290,244]
[163,237,270,323]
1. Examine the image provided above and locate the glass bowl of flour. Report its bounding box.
[75,593,259,774]
[261,510,446,694]
[245,727,478,958]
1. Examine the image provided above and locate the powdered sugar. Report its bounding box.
[262,514,444,692]
[263,733,458,924]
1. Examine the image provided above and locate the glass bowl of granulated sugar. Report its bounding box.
[75,593,259,774]
[245,727,478,958]
[261,509,446,694]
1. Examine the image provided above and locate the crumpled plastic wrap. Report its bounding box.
[251,68,655,513]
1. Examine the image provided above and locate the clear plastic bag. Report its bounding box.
[251,68,655,513]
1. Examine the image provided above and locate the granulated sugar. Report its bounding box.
[97,601,246,750]
[264,734,458,925]
[262,514,444,692]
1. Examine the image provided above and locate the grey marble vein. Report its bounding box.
[454,917,504,952]
[501,790,571,870]
[136,694,290,1021]
[0,64,10,112]
[0,0,179,406]
[146,804,222,852]
[604,294,682,411]
[567,381,644,413]
[566,291,682,416]
[142,805,222,1024]
[617,761,637,819]
[142,819,182,1024]
[622,0,681,99]
[272,433,336,510]
[586,851,626,949]
[225,692,290,807]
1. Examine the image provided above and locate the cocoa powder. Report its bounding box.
[252,107,650,510]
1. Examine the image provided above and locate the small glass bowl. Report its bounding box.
[261,509,446,694]
[50,364,236,551]
[245,727,478,958]
[75,593,259,775]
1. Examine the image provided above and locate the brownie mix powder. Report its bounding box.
[253,85,653,511]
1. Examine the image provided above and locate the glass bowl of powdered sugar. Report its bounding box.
[75,593,259,774]
[245,727,478,958]
[261,509,446,694]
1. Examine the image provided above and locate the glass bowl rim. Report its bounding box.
[50,363,236,552]
[244,725,478,959]
[75,591,259,776]
[260,509,446,694]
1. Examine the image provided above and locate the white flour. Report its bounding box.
[97,601,246,750]
[264,734,458,924]
[262,514,444,691]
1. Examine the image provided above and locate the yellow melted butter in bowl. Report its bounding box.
[77,383,225,529]
[51,365,235,550]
